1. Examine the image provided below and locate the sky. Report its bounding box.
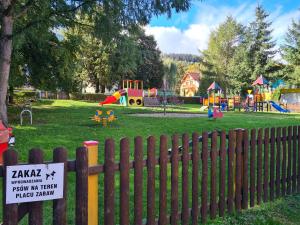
[145,0,300,55]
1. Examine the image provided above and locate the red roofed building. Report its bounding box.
[180,72,201,97]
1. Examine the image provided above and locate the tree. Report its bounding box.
[0,0,193,124]
[163,62,177,91]
[248,5,276,80]
[135,30,164,89]
[202,16,244,93]
[282,16,300,86]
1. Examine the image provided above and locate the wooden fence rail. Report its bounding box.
[0,125,299,225]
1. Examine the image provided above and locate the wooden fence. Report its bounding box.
[0,126,300,225]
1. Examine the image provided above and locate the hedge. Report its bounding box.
[70,93,107,101]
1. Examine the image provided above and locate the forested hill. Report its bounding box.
[162,53,202,63]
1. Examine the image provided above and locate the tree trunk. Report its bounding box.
[0,3,13,125]
[8,85,13,104]
[95,79,100,93]
[100,84,105,93]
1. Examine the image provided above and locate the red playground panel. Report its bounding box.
[127,89,143,97]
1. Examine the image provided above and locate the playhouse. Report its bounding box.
[100,80,158,107]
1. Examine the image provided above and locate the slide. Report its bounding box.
[200,106,208,111]
[269,101,290,113]
[99,90,126,105]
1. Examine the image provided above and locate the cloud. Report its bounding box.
[145,2,300,55]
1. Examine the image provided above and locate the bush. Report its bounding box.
[177,96,200,104]
[70,93,107,101]
[13,91,37,104]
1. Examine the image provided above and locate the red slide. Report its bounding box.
[99,90,126,106]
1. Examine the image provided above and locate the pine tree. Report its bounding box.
[248,5,276,79]
[282,17,300,86]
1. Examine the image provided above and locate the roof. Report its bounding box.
[181,72,200,82]
[207,81,222,91]
[252,75,269,86]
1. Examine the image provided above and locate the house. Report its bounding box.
[180,72,201,97]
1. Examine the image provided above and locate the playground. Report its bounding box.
[5,99,300,159]
[0,99,300,224]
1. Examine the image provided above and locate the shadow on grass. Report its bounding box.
[207,194,300,225]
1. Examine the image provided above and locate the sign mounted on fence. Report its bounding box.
[6,163,64,204]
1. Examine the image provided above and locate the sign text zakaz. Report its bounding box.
[6,163,64,204]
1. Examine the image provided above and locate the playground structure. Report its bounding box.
[201,77,291,113]
[100,80,158,107]
[247,76,290,113]
[91,110,117,127]
[203,81,242,111]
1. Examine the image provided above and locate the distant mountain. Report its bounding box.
[162,53,201,63]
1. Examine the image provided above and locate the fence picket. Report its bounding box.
[3,150,18,225]
[159,135,168,225]
[282,128,287,196]
[270,128,275,201]
[298,126,300,193]
[182,134,190,225]
[257,128,263,205]
[242,129,249,210]
[250,129,256,207]
[263,128,269,202]
[219,131,226,216]
[120,138,130,225]
[76,147,88,225]
[53,147,68,225]
[210,131,218,219]
[192,132,200,224]
[28,149,44,225]
[147,136,156,225]
[292,126,297,193]
[287,126,292,195]
[171,134,179,225]
[202,132,208,223]
[134,136,143,225]
[235,129,243,211]
[227,130,235,213]
[276,127,281,198]
[104,139,115,225]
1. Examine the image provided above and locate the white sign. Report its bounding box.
[6,163,64,204]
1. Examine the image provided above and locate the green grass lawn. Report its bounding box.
[1,99,300,224]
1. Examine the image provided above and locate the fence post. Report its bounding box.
[104,139,115,225]
[147,136,156,225]
[182,134,190,225]
[235,129,243,212]
[227,130,235,213]
[242,129,249,210]
[201,132,208,223]
[28,149,44,225]
[292,126,297,193]
[263,128,269,202]
[134,136,143,225]
[219,131,226,216]
[3,149,18,225]
[159,135,168,225]
[76,147,88,225]
[298,126,300,193]
[120,138,130,225]
[192,133,199,225]
[84,141,99,225]
[53,147,68,225]
[250,129,256,207]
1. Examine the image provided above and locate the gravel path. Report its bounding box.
[130,113,207,118]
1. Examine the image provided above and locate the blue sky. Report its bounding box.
[145,0,300,55]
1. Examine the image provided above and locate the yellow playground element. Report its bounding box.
[91,110,117,127]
